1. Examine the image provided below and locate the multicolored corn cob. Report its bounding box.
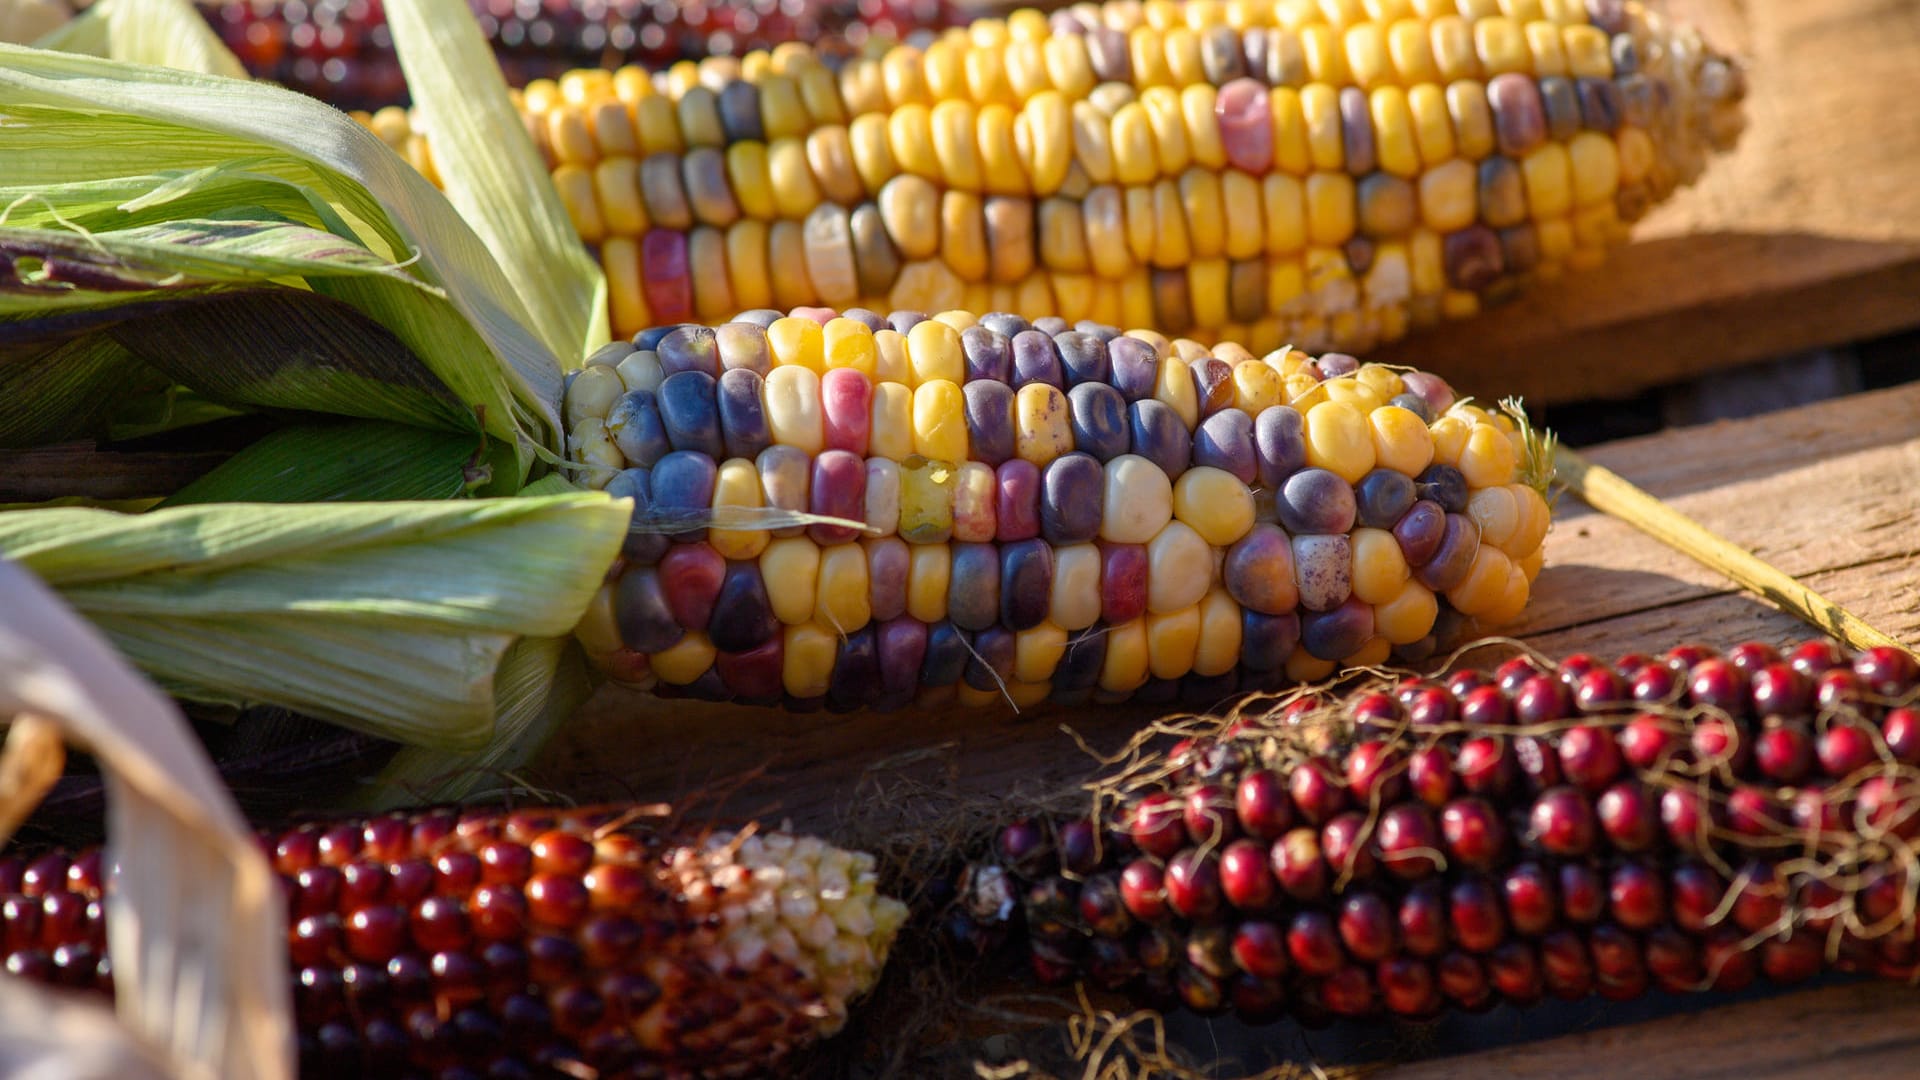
[565,305,1553,711]
[359,0,1747,356]
[206,0,974,111]
[953,640,1920,1021]
[0,804,907,1077]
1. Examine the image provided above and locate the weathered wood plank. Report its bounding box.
[1387,983,1920,1080]
[1370,0,1920,405]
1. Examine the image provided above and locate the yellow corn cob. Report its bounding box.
[565,305,1552,710]
[360,0,1743,355]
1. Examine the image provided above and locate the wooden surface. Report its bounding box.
[541,380,1920,1075]
[1370,0,1920,406]
[1388,983,1920,1080]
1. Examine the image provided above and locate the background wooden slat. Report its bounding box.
[1371,0,1920,405]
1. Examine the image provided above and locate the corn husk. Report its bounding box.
[0,495,628,748]
[0,0,638,747]
[0,557,293,1080]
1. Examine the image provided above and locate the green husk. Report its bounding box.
[0,495,631,747]
[346,633,593,809]
[0,0,632,747]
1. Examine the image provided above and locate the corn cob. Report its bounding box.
[203,0,975,112]
[359,0,1746,356]
[0,804,907,1077]
[952,639,1920,1021]
[565,305,1553,711]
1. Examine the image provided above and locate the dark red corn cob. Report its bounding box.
[956,639,1920,1024]
[197,0,978,111]
[0,805,905,1077]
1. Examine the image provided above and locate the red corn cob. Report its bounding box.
[0,804,906,1078]
[196,0,979,112]
[955,640,1920,1023]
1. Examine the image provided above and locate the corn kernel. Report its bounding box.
[759,535,823,625]
[1146,520,1213,613]
[899,456,957,544]
[911,380,969,463]
[1368,404,1436,476]
[1194,587,1244,677]
[652,631,716,685]
[1146,604,1202,680]
[1173,466,1257,546]
[1428,413,1471,465]
[816,542,873,634]
[1458,421,1519,487]
[1303,399,1377,483]
[1038,542,1099,632]
[1446,542,1513,616]
[1099,618,1151,693]
[1374,579,1438,643]
[782,622,837,698]
[1014,622,1068,683]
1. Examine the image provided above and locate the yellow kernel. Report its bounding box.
[1099,618,1151,693]
[1146,604,1202,680]
[782,623,838,698]
[904,541,953,622]
[1303,400,1377,483]
[1173,466,1257,546]
[1351,527,1411,605]
[1016,383,1075,466]
[710,458,770,560]
[1428,413,1472,466]
[1445,542,1513,616]
[1458,422,1520,487]
[1155,355,1202,429]
[1232,360,1286,413]
[651,632,715,686]
[1193,588,1243,678]
[905,318,966,385]
[1374,580,1438,644]
[1286,647,1336,682]
[1015,622,1069,683]
[912,380,969,463]
[816,542,873,634]
[1368,404,1436,476]
[761,536,822,625]
[1146,520,1213,613]
[869,382,915,461]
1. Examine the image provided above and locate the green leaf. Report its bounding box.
[0,495,630,747]
[33,0,247,79]
[383,0,607,365]
[164,422,484,504]
[0,48,570,476]
[0,334,168,447]
[345,634,593,810]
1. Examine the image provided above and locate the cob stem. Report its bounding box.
[1551,445,1909,655]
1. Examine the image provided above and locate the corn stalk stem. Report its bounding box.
[1552,444,1909,655]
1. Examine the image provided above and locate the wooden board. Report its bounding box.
[539,380,1920,1075]
[1368,0,1920,406]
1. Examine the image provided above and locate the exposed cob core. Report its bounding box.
[0,805,907,1077]
[954,640,1920,1022]
[358,0,1746,355]
[565,305,1552,711]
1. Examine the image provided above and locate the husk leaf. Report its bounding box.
[0,557,293,1080]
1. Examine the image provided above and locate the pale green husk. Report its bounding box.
[0,495,630,749]
[0,0,628,748]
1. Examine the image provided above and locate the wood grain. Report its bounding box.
[1387,983,1920,1080]
[1369,0,1920,405]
